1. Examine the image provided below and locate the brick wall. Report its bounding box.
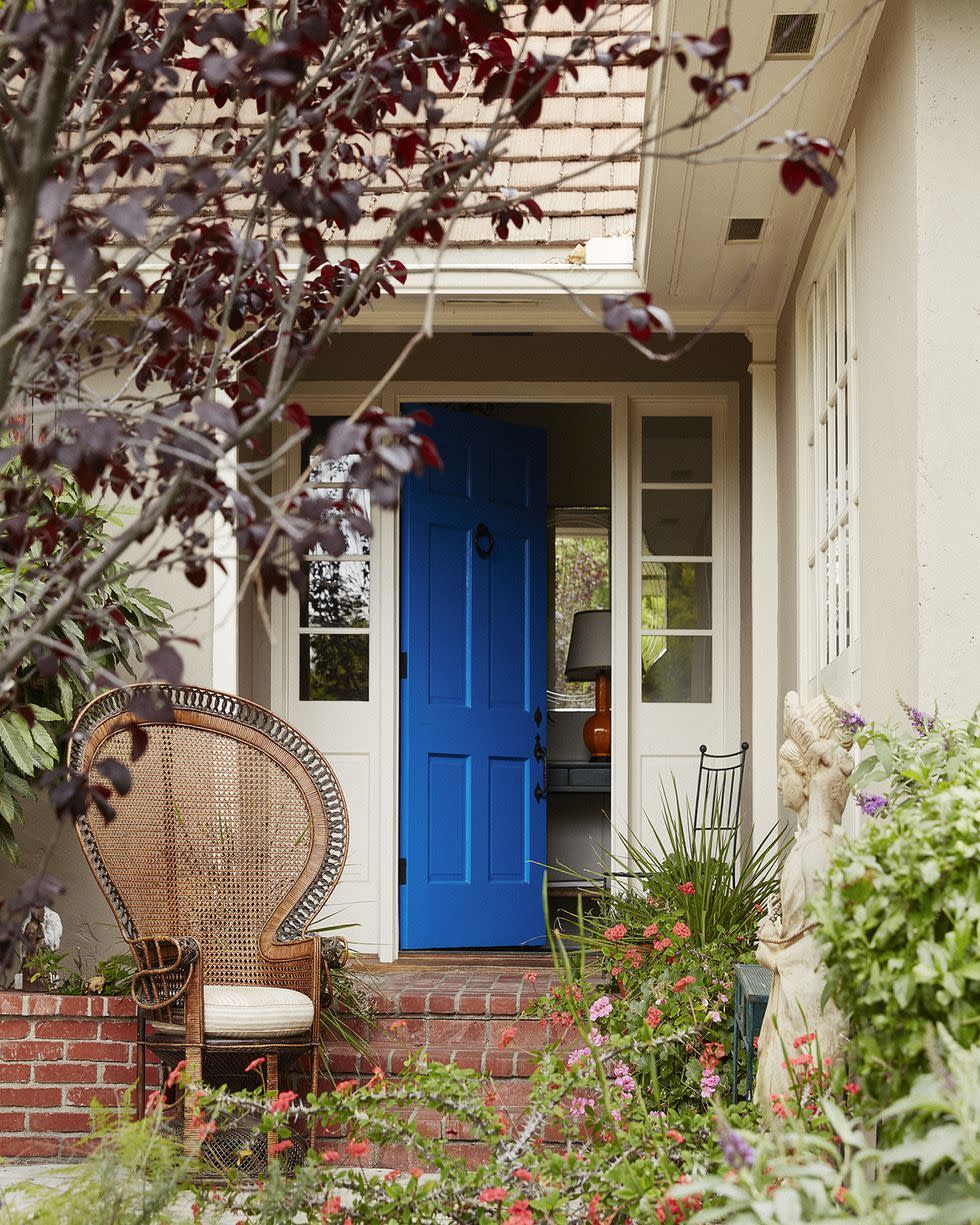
[0,992,151,1160]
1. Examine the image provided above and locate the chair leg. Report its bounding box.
[309,1042,320,1149]
[266,1052,280,1164]
[183,1047,203,1160]
[135,1012,146,1121]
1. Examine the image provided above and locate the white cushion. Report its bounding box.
[152,985,315,1039]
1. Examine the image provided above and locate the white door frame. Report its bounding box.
[273,380,742,960]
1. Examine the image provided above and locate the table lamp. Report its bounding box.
[564,609,611,760]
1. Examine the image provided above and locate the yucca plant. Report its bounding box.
[590,781,789,950]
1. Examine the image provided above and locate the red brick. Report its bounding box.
[369,1142,426,1171]
[390,1107,441,1138]
[36,1062,97,1084]
[66,1086,129,1109]
[492,1079,533,1108]
[67,1041,131,1063]
[24,994,60,1016]
[0,1064,32,1084]
[0,1019,30,1039]
[322,1049,361,1076]
[457,992,489,1016]
[0,1135,61,1158]
[56,997,92,1017]
[101,1020,139,1042]
[420,1045,457,1067]
[0,1111,26,1131]
[427,992,458,1014]
[395,992,427,1014]
[489,993,519,1016]
[105,998,137,1017]
[35,1019,99,1040]
[488,1019,543,1049]
[101,1065,141,1086]
[0,993,26,1016]
[0,1041,63,1062]
[441,1140,492,1168]
[450,1049,483,1072]
[513,1053,540,1076]
[484,1051,516,1077]
[87,998,106,1017]
[427,1019,486,1046]
[0,1086,62,1108]
[29,1112,92,1134]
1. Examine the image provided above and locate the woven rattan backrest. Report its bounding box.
[70,686,348,986]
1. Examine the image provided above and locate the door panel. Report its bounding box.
[401,406,547,948]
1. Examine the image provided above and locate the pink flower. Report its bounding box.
[522,971,537,983]
[269,1139,293,1155]
[347,1139,369,1157]
[700,1069,721,1099]
[498,1026,518,1049]
[566,1048,589,1069]
[678,881,696,895]
[603,923,627,942]
[588,1027,608,1046]
[568,1095,595,1118]
[671,921,691,939]
[672,975,696,993]
[479,1187,507,1203]
[245,1056,266,1074]
[707,1010,722,1023]
[589,995,613,1021]
[646,1006,662,1029]
[643,923,659,937]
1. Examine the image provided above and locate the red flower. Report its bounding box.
[792,1031,816,1048]
[507,1200,534,1224]
[498,1026,518,1049]
[514,1168,533,1182]
[320,1197,342,1219]
[643,923,659,937]
[646,1006,662,1029]
[347,1139,369,1157]
[844,1081,861,1095]
[671,921,691,939]
[672,975,696,993]
[269,1139,293,1155]
[245,1056,266,1074]
[479,1187,507,1203]
[269,1090,298,1113]
[665,1128,685,1144]
[678,881,695,895]
[603,923,627,941]
[321,1150,340,1162]
[166,1059,186,1090]
[523,971,537,983]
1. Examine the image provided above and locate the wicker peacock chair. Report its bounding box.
[69,684,349,1170]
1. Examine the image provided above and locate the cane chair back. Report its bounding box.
[69,685,349,997]
[693,741,749,881]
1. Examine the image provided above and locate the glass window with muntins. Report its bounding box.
[299,418,371,702]
[804,209,858,675]
[639,417,712,703]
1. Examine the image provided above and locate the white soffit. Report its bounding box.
[637,0,882,325]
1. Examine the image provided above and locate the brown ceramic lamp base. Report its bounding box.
[583,670,611,760]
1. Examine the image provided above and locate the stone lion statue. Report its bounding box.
[753,692,854,1110]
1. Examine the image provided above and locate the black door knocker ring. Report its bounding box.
[474,522,494,558]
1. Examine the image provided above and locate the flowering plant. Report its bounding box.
[812,706,980,1117]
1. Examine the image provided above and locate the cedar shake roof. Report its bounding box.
[145,0,648,252]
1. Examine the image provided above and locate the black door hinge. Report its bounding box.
[398,857,407,886]
[400,651,408,679]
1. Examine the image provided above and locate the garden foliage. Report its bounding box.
[813,706,980,1111]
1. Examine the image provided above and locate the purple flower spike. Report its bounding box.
[838,708,866,734]
[717,1118,755,1170]
[857,792,888,817]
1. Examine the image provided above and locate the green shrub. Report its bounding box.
[813,708,980,1112]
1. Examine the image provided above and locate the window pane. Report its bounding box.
[309,512,372,557]
[300,633,369,702]
[642,417,711,483]
[641,490,711,556]
[641,635,712,703]
[641,562,712,629]
[550,508,610,711]
[304,417,353,484]
[301,561,370,629]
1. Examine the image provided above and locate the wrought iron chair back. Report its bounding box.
[693,740,749,880]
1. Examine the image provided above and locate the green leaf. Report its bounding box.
[0,715,38,775]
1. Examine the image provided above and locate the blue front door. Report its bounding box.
[400,406,547,948]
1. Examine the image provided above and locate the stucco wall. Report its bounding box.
[776,0,978,723]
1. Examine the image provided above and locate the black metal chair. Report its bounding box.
[693,741,749,882]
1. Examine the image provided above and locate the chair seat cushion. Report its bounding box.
[152,985,315,1039]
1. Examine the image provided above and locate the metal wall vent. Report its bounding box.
[767,13,819,58]
[726,217,765,243]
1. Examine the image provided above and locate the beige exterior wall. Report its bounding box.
[776,0,979,724]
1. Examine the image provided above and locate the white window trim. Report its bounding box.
[794,138,860,704]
